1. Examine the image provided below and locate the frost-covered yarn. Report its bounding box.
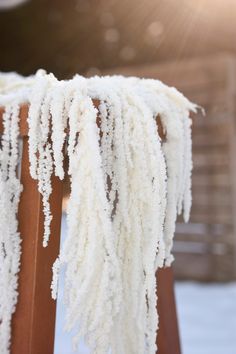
[119,76,196,265]
[85,76,168,353]
[53,78,122,353]
[0,71,196,354]
[0,100,22,354]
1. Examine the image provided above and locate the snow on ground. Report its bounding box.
[175,282,236,354]
[54,217,236,354]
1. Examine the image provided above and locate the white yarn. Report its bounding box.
[0,72,196,354]
[50,80,68,180]
[27,77,52,246]
[122,77,196,265]
[53,79,122,353]
[0,100,22,354]
[27,73,60,246]
[85,76,168,353]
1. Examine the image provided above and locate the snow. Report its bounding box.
[175,282,236,354]
[54,216,90,354]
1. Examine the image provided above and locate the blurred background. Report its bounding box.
[1,1,236,353]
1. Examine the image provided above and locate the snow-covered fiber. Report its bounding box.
[0,71,196,354]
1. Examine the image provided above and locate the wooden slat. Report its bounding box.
[174,239,233,253]
[176,221,232,235]
[192,151,229,169]
[193,123,229,136]
[193,123,229,138]
[193,145,228,153]
[189,211,232,224]
[10,136,63,354]
[187,87,231,105]
[172,252,214,282]
[102,54,235,92]
[190,190,231,208]
[192,172,231,188]
[193,110,230,126]
[174,233,235,248]
[156,267,181,354]
[173,250,235,282]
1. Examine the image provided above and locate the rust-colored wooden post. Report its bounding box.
[0,105,63,354]
[156,267,181,354]
[11,138,63,354]
[154,117,181,354]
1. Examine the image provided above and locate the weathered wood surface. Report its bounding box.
[10,137,63,354]
[157,267,181,354]
[1,1,236,80]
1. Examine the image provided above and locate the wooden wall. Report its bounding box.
[102,53,236,281]
[1,0,236,78]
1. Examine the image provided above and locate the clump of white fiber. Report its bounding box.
[0,71,197,354]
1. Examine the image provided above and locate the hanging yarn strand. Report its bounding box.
[0,100,22,354]
[0,71,197,354]
[27,75,54,246]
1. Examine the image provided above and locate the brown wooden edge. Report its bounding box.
[10,136,63,354]
[156,267,181,354]
[0,105,63,354]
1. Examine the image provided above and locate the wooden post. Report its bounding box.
[0,105,63,354]
[10,136,63,354]
[156,267,181,354]
[155,116,181,354]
